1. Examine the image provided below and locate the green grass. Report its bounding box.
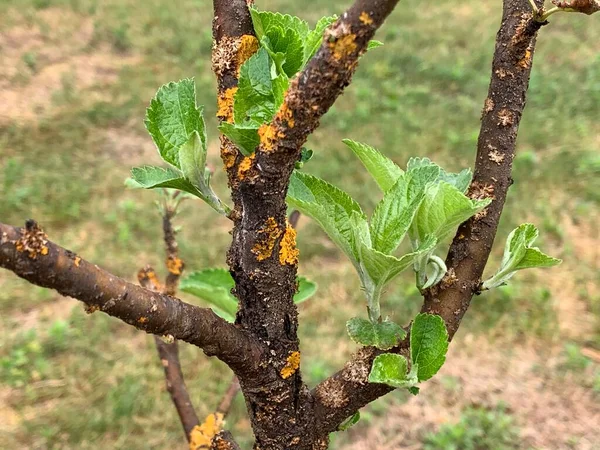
[0,0,599,448]
[423,404,521,450]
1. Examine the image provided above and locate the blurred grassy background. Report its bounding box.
[0,0,599,448]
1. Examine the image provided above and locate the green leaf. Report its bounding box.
[410,181,491,246]
[410,313,449,382]
[407,157,472,193]
[234,48,278,126]
[295,147,314,169]
[145,79,203,168]
[337,412,360,431]
[482,224,561,289]
[346,318,407,350]
[343,139,403,193]
[369,173,429,254]
[304,15,337,63]
[295,277,317,304]
[287,171,367,267]
[218,123,260,156]
[179,269,239,321]
[130,166,202,196]
[178,130,206,187]
[250,8,307,77]
[250,8,309,43]
[367,40,384,50]
[357,235,437,288]
[368,353,410,387]
[262,27,304,77]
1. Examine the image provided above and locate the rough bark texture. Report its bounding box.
[310,0,547,435]
[0,221,263,378]
[212,1,402,448]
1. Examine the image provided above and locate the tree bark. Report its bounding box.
[310,0,547,436]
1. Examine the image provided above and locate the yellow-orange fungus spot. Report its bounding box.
[237,153,255,180]
[217,87,237,123]
[252,217,282,261]
[189,412,224,450]
[221,141,237,170]
[16,221,49,259]
[74,256,81,267]
[236,34,259,74]
[258,123,284,152]
[359,11,373,25]
[138,317,148,324]
[276,102,295,128]
[280,351,301,379]
[279,222,299,266]
[166,256,184,276]
[329,34,357,61]
[519,48,532,69]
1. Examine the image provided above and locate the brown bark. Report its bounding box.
[211,0,402,448]
[0,220,263,378]
[311,0,547,436]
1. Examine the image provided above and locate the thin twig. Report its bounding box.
[216,375,241,418]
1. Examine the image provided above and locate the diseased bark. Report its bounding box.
[0,221,263,378]
[211,1,402,448]
[310,0,547,435]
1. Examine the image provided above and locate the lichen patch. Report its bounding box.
[279,222,299,266]
[252,217,283,261]
[258,123,284,152]
[276,102,294,128]
[497,108,514,127]
[359,11,374,25]
[280,351,301,379]
[189,412,224,450]
[236,34,259,74]
[488,149,505,165]
[237,153,256,180]
[166,256,184,276]
[216,87,237,123]
[15,220,49,259]
[328,34,358,61]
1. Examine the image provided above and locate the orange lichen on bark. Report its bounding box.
[252,217,282,261]
[138,316,148,324]
[276,102,295,128]
[166,256,184,276]
[279,222,299,266]
[236,34,259,74]
[359,11,373,25]
[518,45,533,69]
[280,351,301,379]
[189,412,224,450]
[329,34,357,61]
[237,153,255,180]
[258,123,284,152]
[15,221,49,259]
[220,138,237,170]
[216,87,238,123]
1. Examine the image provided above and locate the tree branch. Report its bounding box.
[210,431,241,450]
[208,0,405,447]
[138,267,200,440]
[0,220,263,378]
[310,0,547,434]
